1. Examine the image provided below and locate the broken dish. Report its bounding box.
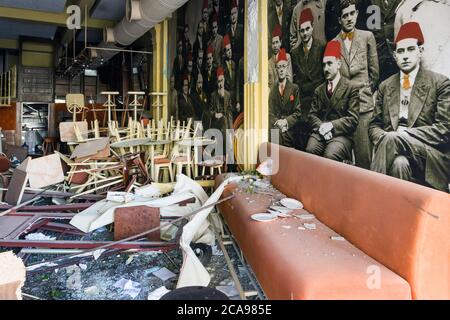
[251,213,277,222]
[280,198,303,210]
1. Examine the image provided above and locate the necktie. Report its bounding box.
[227,61,232,75]
[327,81,333,97]
[402,74,411,90]
[342,31,354,41]
[304,45,309,55]
[280,83,285,96]
[277,6,282,24]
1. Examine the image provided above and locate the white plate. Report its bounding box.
[280,198,303,210]
[251,213,277,222]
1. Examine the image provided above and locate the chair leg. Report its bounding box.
[218,166,222,175]
[186,164,191,178]
[154,165,160,183]
[202,166,205,176]
[168,165,174,182]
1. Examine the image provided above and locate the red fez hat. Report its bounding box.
[203,0,208,10]
[212,13,218,23]
[395,22,424,45]
[223,34,231,48]
[299,8,314,26]
[324,40,341,59]
[216,66,224,77]
[277,48,288,64]
[182,74,189,82]
[187,52,193,61]
[272,24,282,39]
[207,45,214,55]
[231,0,238,10]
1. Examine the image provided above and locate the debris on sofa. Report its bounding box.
[331,236,346,241]
[0,251,26,300]
[303,223,317,230]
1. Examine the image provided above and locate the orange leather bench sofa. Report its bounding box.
[216,143,450,300]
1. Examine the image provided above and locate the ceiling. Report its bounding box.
[0,0,67,13]
[0,19,58,40]
[0,0,125,43]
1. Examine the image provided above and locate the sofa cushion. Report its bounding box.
[262,143,450,299]
[216,177,411,300]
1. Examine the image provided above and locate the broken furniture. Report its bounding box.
[215,143,450,300]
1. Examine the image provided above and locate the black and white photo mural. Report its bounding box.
[268,0,450,192]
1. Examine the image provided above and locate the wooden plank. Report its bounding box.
[26,154,64,189]
[4,169,28,205]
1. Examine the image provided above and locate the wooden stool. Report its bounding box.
[42,137,59,155]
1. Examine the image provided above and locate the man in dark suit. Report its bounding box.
[190,73,209,125]
[269,48,302,148]
[210,0,228,36]
[226,0,244,64]
[201,0,211,42]
[306,40,360,161]
[369,22,450,192]
[269,0,293,53]
[192,48,204,90]
[178,75,195,123]
[291,8,326,150]
[193,20,207,62]
[292,8,326,118]
[172,39,185,92]
[210,67,233,155]
[182,24,192,60]
[208,14,224,67]
[203,45,217,99]
[333,0,379,169]
[222,34,239,120]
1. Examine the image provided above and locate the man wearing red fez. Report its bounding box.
[268,0,292,53]
[210,66,233,154]
[269,24,293,89]
[226,0,244,63]
[269,48,302,148]
[290,0,326,50]
[291,7,326,149]
[222,34,240,119]
[369,22,450,191]
[306,40,360,162]
[208,13,223,67]
[178,74,196,123]
[203,45,217,98]
[333,0,379,170]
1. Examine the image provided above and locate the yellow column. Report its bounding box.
[152,20,169,122]
[244,0,269,170]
